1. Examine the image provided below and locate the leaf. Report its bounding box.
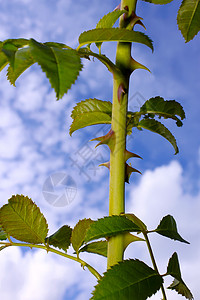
[78,28,154,52]
[141,0,174,4]
[71,218,94,254]
[96,10,126,29]
[91,259,163,300]
[167,252,194,299]
[137,119,179,154]
[155,215,189,243]
[168,279,194,300]
[30,39,82,99]
[0,51,8,71]
[0,226,7,240]
[7,46,34,86]
[177,0,200,42]
[139,97,185,126]
[79,240,107,257]
[0,195,48,244]
[45,225,72,251]
[70,99,112,135]
[84,215,140,243]
[125,214,147,232]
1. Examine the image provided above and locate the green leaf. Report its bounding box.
[70,99,112,135]
[96,10,126,29]
[155,215,189,243]
[177,0,200,42]
[168,279,194,300]
[91,259,163,300]
[71,218,94,254]
[141,0,174,4]
[78,28,154,52]
[45,225,72,251]
[7,46,34,86]
[125,214,147,232]
[30,39,82,99]
[84,215,140,243]
[79,240,107,257]
[0,195,48,244]
[139,97,185,126]
[0,226,7,240]
[137,119,179,154]
[167,252,193,299]
[0,51,8,71]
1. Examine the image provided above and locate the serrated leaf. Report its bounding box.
[137,119,179,154]
[7,46,34,86]
[79,240,107,257]
[0,195,48,244]
[168,278,193,300]
[71,218,93,254]
[0,226,7,240]
[70,99,112,135]
[155,215,189,243]
[139,97,185,126]
[141,0,173,4]
[91,259,163,300]
[79,28,154,52]
[84,216,140,243]
[30,39,82,99]
[96,10,126,50]
[177,0,200,42]
[45,225,72,251]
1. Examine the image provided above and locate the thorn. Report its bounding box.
[135,19,146,30]
[91,129,115,152]
[118,83,126,103]
[125,163,141,183]
[124,149,142,161]
[114,3,121,11]
[127,12,146,30]
[99,162,110,169]
[130,57,151,73]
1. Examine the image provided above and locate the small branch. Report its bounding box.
[0,242,102,281]
[143,233,167,300]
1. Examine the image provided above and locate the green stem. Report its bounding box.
[107,0,136,269]
[0,242,101,281]
[143,233,167,300]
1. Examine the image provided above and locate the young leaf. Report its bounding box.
[78,28,154,52]
[79,240,107,257]
[141,0,174,4]
[84,215,140,243]
[70,99,112,135]
[30,39,82,99]
[168,278,194,300]
[71,218,94,254]
[177,0,200,42]
[91,259,163,300]
[139,96,185,126]
[0,195,48,244]
[137,119,179,154]
[7,46,34,86]
[96,10,126,29]
[155,215,189,243]
[0,226,7,240]
[45,225,72,251]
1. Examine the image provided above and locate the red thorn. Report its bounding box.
[125,163,141,183]
[118,83,126,103]
[124,150,142,161]
[91,129,115,152]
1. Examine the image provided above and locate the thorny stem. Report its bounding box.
[143,233,167,300]
[0,241,102,281]
[107,0,137,269]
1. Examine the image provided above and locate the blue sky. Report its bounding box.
[0,0,199,299]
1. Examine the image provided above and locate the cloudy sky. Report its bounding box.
[0,0,199,299]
